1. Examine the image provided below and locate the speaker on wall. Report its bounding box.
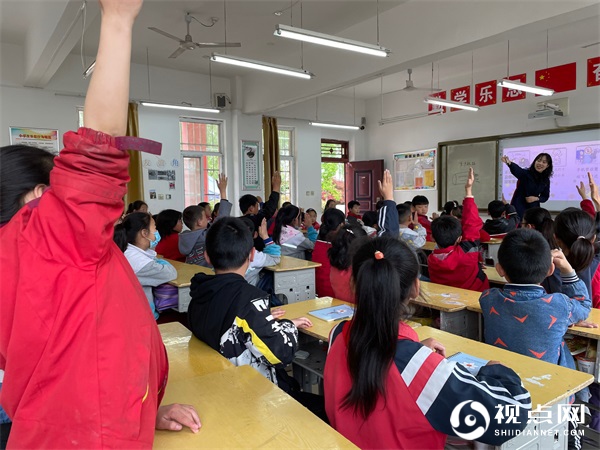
[214,94,228,109]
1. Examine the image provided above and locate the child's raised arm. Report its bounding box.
[462,167,483,242]
[84,0,142,136]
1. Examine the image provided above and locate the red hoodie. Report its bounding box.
[418,214,433,241]
[427,197,489,292]
[0,128,168,448]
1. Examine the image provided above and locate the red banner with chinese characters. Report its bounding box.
[450,85,471,112]
[475,80,497,107]
[535,62,576,94]
[501,74,527,102]
[427,91,447,115]
[588,57,600,87]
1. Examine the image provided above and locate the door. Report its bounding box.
[345,159,384,213]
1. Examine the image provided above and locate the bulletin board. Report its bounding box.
[393,148,436,190]
[440,140,498,208]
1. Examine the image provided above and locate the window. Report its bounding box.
[278,128,295,204]
[321,139,349,210]
[180,118,223,208]
[77,106,84,128]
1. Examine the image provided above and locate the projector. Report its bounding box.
[528,109,564,119]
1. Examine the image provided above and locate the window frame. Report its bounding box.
[277,127,296,205]
[76,106,84,128]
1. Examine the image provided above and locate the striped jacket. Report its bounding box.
[324,321,531,449]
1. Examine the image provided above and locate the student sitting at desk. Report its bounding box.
[179,174,230,266]
[155,208,185,262]
[325,236,531,449]
[428,168,489,292]
[272,205,317,259]
[311,207,346,297]
[397,203,427,250]
[482,200,519,236]
[239,216,281,287]
[480,228,594,448]
[328,223,367,303]
[412,195,433,241]
[239,172,280,251]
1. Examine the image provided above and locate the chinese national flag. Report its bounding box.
[501,73,527,102]
[475,80,497,107]
[535,62,576,94]
[428,91,447,115]
[450,85,471,112]
[588,57,600,87]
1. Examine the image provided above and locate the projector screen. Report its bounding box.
[499,128,600,212]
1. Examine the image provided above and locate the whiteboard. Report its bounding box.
[441,141,498,209]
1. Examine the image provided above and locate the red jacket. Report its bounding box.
[428,197,489,292]
[418,213,434,241]
[156,232,186,262]
[0,128,168,448]
[330,267,354,303]
[312,240,335,297]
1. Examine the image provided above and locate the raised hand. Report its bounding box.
[258,218,269,240]
[99,0,143,21]
[589,172,600,210]
[271,171,282,193]
[501,155,511,165]
[576,181,588,200]
[217,173,228,198]
[377,169,393,201]
[465,167,474,196]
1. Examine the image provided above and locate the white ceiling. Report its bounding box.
[1,1,599,111]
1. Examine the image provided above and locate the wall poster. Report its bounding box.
[393,149,436,190]
[9,126,60,154]
[241,140,261,191]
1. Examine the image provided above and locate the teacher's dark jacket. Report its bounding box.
[508,162,550,219]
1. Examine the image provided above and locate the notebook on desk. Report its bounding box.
[309,305,354,322]
[447,352,489,375]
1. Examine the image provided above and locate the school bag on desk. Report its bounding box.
[152,283,178,312]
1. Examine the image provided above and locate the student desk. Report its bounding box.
[483,266,507,286]
[417,326,594,450]
[153,365,357,449]
[422,241,437,252]
[158,322,233,381]
[482,238,503,264]
[569,308,600,382]
[264,256,321,304]
[411,281,481,339]
[164,259,214,313]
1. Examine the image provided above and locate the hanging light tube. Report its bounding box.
[274,24,390,57]
[424,96,479,112]
[309,121,360,130]
[83,60,96,78]
[497,79,554,96]
[140,101,220,114]
[210,53,314,79]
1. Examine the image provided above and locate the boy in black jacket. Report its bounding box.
[482,200,520,235]
[187,217,312,388]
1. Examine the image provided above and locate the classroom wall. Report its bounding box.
[362,43,600,213]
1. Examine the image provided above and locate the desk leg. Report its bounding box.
[176,286,191,313]
[440,310,479,340]
[273,269,316,304]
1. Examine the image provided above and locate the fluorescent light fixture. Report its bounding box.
[274,24,390,58]
[210,53,313,79]
[83,60,96,78]
[140,101,220,114]
[497,79,554,96]
[309,121,360,130]
[424,96,479,112]
[378,112,430,125]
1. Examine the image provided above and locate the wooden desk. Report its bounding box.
[164,259,214,312]
[569,308,600,382]
[484,266,507,286]
[154,365,357,449]
[279,297,352,342]
[422,241,436,252]
[411,281,481,339]
[158,322,233,381]
[264,256,322,304]
[483,239,503,265]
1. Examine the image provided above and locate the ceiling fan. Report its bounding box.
[149,13,242,59]
[400,68,442,92]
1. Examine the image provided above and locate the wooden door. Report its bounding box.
[345,160,384,213]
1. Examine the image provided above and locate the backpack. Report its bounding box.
[152,283,178,312]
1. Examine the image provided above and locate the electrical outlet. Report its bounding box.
[306,191,310,196]
[310,191,314,196]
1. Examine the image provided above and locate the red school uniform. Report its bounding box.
[418,213,434,241]
[156,232,186,262]
[0,128,168,448]
[312,240,335,297]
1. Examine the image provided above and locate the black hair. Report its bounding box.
[317,207,346,241]
[306,208,317,215]
[431,216,462,248]
[523,207,556,248]
[348,200,360,210]
[239,194,258,215]
[211,202,220,221]
[442,200,459,215]
[554,207,596,272]
[396,204,412,223]
[375,200,385,211]
[281,201,292,209]
[205,217,254,270]
[0,145,55,225]
[412,195,429,206]
[113,212,152,252]
[488,200,506,219]
[155,209,182,237]
[238,215,256,235]
[343,237,419,419]
[182,205,204,230]
[498,228,552,284]
[450,205,463,219]
[328,224,367,270]
[324,199,337,211]
[272,205,300,244]
[362,211,378,228]
[198,202,210,209]
[529,152,554,181]
[126,200,148,214]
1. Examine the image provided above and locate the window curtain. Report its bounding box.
[125,102,144,207]
[262,116,280,196]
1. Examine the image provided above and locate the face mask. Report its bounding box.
[148,230,161,249]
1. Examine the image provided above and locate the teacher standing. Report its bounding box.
[501,153,553,220]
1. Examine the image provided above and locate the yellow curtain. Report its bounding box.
[262,116,280,196]
[125,102,143,208]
